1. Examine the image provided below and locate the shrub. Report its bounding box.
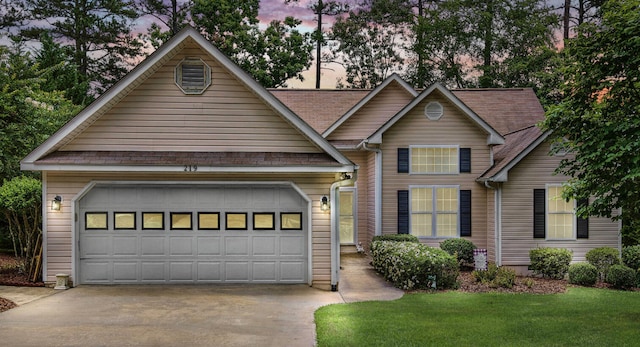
[568,262,598,286]
[529,248,572,279]
[605,264,636,290]
[586,247,621,281]
[622,245,640,270]
[472,263,516,289]
[370,240,459,290]
[440,238,477,267]
[371,234,419,243]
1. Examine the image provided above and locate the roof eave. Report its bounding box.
[484,130,551,182]
[21,163,357,173]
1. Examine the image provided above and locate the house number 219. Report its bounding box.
[184,165,198,172]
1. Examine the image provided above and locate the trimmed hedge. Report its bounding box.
[529,247,572,279]
[370,240,459,290]
[568,262,598,286]
[440,238,477,267]
[622,245,640,270]
[586,247,621,281]
[371,234,420,243]
[605,264,636,290]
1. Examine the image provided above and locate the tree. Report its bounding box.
[192,0,313,88]
[136,0,193,50]
[329,0,411,88]
[542,0,640,245]
[23,0,143,96]
[0,0,27,32]
[0,176,42,281]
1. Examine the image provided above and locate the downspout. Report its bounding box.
[484,180,502,266]
[359,141,382,236]
[330,169,358,292]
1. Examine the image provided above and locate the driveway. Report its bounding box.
[0,284,343,347]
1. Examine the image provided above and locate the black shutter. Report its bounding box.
[397,148,409,173]
[398,190,409,234]
[460,190,472,236]
[459,148,471,173]
[577,198,589,239]
[533,189,546,238]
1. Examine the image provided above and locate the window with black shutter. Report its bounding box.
[460,190,472,236]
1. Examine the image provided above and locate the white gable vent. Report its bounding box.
[425,102,444,120]
[175,57,211,95]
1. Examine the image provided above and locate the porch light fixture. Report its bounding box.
[51,196,62,211]
[320,196,330,212]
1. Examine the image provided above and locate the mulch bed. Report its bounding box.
[456,271,567,294]
[0,253,45,313]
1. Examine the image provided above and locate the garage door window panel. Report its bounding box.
[198,212,220,230]
[86,212,108,230]
[142,212,165,230]
[114,212,136,230]
[281,213,302,230]
[171,212,192,230]
[253,213,275,230]
[226,213,247,230]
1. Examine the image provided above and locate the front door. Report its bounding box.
[339,188,356,244]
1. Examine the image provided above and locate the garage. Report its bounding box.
[77,183,309,284]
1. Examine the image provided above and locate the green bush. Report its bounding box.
[439,238,477,267]
[529,248,572,279]
[605,264,636,290]
[472,263,516,289]
[568,262,598,286]
[586,247,621,281]
[371,234,419,243]
[622,245,640,270]
[370,240,459,290]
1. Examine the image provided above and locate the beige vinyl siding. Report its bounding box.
[44,171,335,288]
[61,43,320,153]
[486,187,496,262]
[327,82,414,141]
[366,151,377,247]
[380,92,490,249]
[500,141,620,266]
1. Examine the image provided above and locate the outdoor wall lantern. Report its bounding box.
[51,196,62,211]
[320,196,330,212]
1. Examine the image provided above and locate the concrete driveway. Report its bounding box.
[0,284,343,347]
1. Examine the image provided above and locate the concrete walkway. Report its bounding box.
[0,253,401,347]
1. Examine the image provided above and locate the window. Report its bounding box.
[253,213,275,230]
[142,212,164,230]
[198,212,220,230]
[410,186,458,237]
[281,213,302,230]
[171,212,192,230]
[175,57,211,94]
[114,212,136,230]
[339,188,356,244]
[226,213,247,230]
[547,185,575,239]
[410,146,459,174]
[86,212,108,230]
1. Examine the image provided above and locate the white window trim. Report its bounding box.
[338,187,357,245]
[409,145,460,175]
[409,185,460,238]
[545,184,577,241]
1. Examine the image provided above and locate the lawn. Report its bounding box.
[315,287,640,347]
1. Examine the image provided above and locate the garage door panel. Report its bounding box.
[141,236,165,256]
[113,236,137,256]
[225,236,249,256]
[169,237,194,256]
[169,262,194,281]
[113,262,138,281]
[225,262,250,281]
[197,262,222,281]
[81,236,110,256]
[141,262,166,281]
[79,185,308,284]
[253,236,277,256]
[253,262,277,281]
[280,262,305,282]
[280,236,305,256]
[197,237,221,255]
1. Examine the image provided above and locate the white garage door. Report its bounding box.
[78,184,308,284]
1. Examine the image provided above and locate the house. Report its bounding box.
[22,27,620,289]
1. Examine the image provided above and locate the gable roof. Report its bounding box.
[367,83,505,145]
[270,89,367,134]
[452,88,545,135]
[22,26,355,172]
[479,126,549,182]
[322,74,418,137]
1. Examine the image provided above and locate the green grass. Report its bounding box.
[315,287,640,347]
